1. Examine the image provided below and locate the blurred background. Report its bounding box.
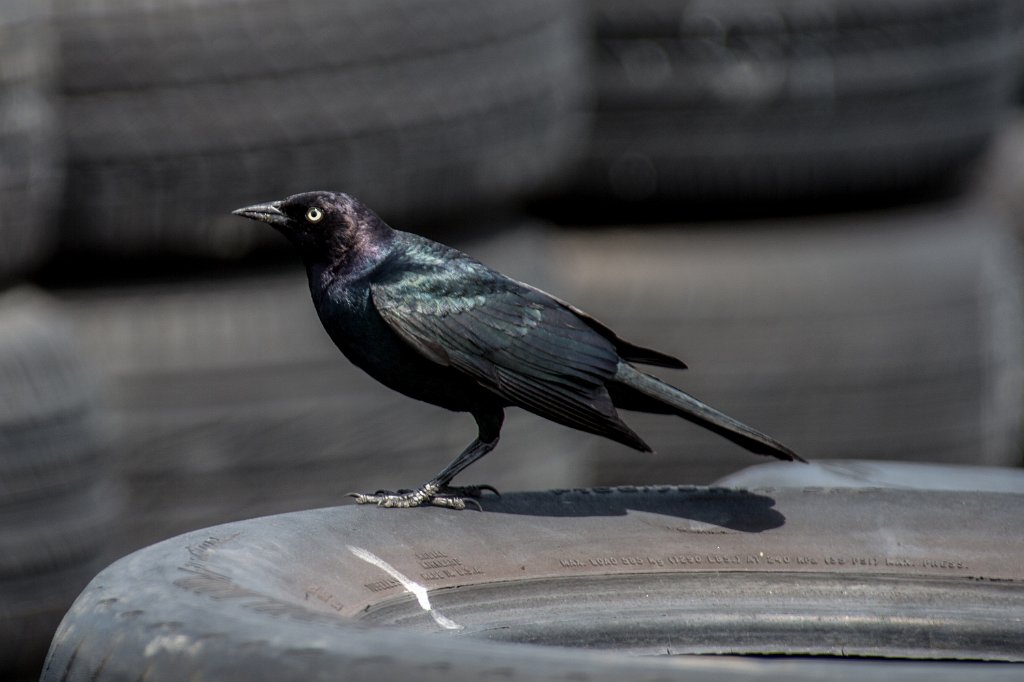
[3,0,1024,677]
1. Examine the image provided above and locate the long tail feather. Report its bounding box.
[614,362,804,462]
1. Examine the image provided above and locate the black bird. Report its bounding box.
[233,191,803,509]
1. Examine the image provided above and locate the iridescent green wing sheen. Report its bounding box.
[370,238,643,445]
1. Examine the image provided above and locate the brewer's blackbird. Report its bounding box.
[233,191,803,509]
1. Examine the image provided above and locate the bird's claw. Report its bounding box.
[347,482,498,510]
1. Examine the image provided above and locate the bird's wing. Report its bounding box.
[523,285,687,370]
[370,258,647,449]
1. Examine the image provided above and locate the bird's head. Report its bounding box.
[232,190,392,269]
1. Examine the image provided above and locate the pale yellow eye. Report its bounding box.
[305,207,324,223]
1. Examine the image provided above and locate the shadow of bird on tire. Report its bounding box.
[475,487,785,533]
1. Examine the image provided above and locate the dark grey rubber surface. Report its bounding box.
[43,487,1024,680]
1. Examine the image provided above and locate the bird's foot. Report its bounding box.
[348,482,499,510]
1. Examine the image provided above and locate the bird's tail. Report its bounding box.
[613,362,804,462]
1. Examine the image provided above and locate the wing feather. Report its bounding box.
[370,254,647,445]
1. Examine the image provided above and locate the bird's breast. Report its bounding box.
[311,282,485,411]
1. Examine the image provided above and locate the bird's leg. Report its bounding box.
[349,409,504,510]
[349,439,498,510]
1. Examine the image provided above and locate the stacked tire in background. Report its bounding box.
[54,0,587,257]
[0,2,113,680]
[556,202,1023,484]
[0,292,113,681]
[48,0,590,558]
[1,0,61,278]
[554,0,1024,485]
[576,0,1017,207]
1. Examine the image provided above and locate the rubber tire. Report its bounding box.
[42,486,1024,681]
[55,225,583,559]
[0,0,62,282]
[545,199,1024,483]
[53,0,588,257]
[0,288,115,680]
[575,0,1019,205]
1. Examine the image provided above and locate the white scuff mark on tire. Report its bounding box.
[144,634,203,658]
[347,544,461,630]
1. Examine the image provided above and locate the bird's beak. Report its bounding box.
[231,201,288,228]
